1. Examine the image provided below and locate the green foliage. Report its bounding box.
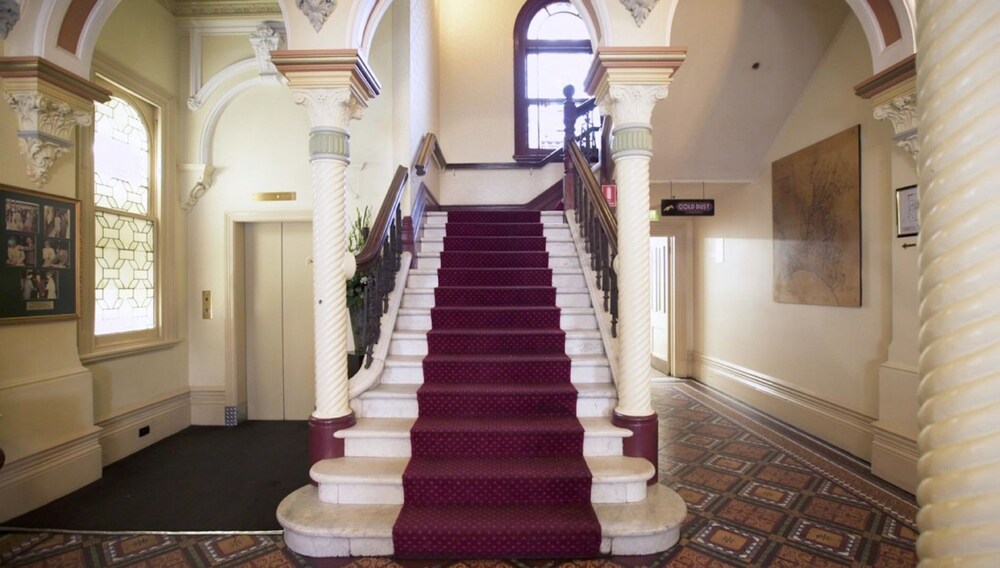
[346,206,372,310]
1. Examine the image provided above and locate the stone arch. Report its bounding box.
[661,0,915,73]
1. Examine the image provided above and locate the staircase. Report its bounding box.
[277,210,685,559]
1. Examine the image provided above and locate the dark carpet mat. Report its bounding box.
[4,421,309,532]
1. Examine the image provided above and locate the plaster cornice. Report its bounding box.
[169,0,281,17]
[271,49,381,101]
[584,47,687,98]
[854,54,916,100]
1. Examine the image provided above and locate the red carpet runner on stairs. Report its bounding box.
[392,210,602,558]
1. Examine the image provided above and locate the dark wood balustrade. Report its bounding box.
[564,89,618,336]
[354,166,408,367]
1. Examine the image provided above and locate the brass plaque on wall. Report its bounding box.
[253,192,296,202]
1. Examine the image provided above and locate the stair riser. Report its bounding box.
[354,395,615,419]
[401,291,591,309]
[426,212,565,223]
[416,255,581,270]
[315,478,647,506]
[389,335,603,356]
[419,241,576,255]
[407,272,586,289]
[395,311,598,331]
[402,478,591,506]
[344,436,622,458]
[422,227,570,240]
[380,361,613,384]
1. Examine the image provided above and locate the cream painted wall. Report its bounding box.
[182,10,397,423]
[690,16,896,459]
[437,0,520,162]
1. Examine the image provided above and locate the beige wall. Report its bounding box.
[182,7,397,424]
[686,16,903,460]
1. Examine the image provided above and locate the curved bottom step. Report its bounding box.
[278,483,686,558]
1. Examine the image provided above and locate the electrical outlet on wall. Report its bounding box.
[202,291,212,319]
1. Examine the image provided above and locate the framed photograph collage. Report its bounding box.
[1,183,80,323]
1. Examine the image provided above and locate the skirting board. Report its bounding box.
[191,387,227,426]
[0,428,103,522]
[96,391,192,466]
[871,423,918,494]
[692,353,875,460]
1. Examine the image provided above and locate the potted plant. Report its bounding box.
[346,206,371,376]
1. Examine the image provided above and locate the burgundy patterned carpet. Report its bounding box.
[392,210,602,559]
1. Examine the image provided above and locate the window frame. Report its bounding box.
[513,0,593,162]
[78,57,178,362]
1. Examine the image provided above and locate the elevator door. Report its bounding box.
[245,222,314,420]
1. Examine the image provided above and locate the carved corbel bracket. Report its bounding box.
[179,163,216,212]
[296,0,337,32]
[0,57,111,186]
[0,0,20,40]
[620,0,660,28]
[874,93,919,161]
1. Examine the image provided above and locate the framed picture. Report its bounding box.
[896,185,919,238]
[1,183,80,324]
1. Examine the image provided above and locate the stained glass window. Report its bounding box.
[93,96,156,335]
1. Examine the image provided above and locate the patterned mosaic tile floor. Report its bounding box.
[0,379,918,567]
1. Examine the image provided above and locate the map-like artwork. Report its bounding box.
[772,125,861,307]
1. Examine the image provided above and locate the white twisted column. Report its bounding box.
[606,84,666,418]
[293,88,364,463]
[915,1,1000,565]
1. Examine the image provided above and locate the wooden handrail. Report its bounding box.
[356,166,408,272]
[569,140,617,250]
[414,132,563,175]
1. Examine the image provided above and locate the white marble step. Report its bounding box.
[336,417,629,458]
[380,353,613,384]
[400,287,592,309]
[395,306,599,332]
[387,329,604,357]
[311,455,652,505]
[421,223,571,240]
[414,252,581,270]
[354,382,617,419]
[278,483,685,557]
[418,236,577,255]
[406,267,586,290]
[424,211,567,224]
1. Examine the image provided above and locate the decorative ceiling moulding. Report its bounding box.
[296,0,337,32]
[0,0,20,40]
[170,0,281,17]
[0,57,111,186]
[620,0,660,28]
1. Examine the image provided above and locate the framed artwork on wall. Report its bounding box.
[896,185,919,238]
[1,183,80,324]
[772,125,862,307]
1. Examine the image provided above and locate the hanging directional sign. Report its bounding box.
[661,199,715,217]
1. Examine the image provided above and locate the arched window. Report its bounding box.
[92,94,157,336]
[513,0,594,160]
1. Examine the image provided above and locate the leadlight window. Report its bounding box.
[93,96,157,335]
[514,0,595,159]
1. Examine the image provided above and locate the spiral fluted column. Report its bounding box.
[586,47,684,481]
[272,50,381,467]
[915,1,1000,565]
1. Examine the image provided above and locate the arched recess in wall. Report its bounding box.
[6,0,122,77]
[348,0,609,57]
[660,0,914,73]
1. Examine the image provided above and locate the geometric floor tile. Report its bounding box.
[0,379,919,567]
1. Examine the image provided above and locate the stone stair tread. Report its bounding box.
[335,417,630,439]
[383,352,611,367]
[409,267,583,275]
[278,484,683,556]
[311,455,652,486]
[397,306,593,315]
[392,328,599,339]
[359,382,616,400]
[404,286,590,293]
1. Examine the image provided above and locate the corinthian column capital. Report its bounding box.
[292,87,365,131]
[604,84,669,126]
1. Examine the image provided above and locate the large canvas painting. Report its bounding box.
[772,125,861,307]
